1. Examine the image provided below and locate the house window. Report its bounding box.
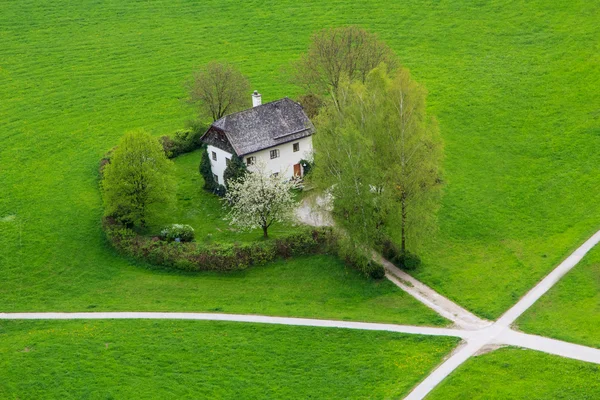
[211,151,217,161]
[225,158,231,166]
[270,149,280,159]
[246,156,255,165]
[272,172,279,178]
[293,142,300,152]
[213,174,219,183]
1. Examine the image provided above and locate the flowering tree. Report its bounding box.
[224,162,298,238]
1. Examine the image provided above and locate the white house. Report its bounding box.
[200,91,315,185]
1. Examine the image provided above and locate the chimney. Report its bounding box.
[252,90,262,107]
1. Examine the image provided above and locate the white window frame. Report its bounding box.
[211,151,217,161]
[246,156,255,165]
[270,149,280,159]
[293,142,300,152]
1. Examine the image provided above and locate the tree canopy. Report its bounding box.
[188,61,251,122]
[102,129,176,228]
[314,65,443,253]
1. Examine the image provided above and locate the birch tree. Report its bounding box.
[314,65,442,252]
[224,162,298,238]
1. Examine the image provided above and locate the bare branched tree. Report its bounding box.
[187,61,251,121]
[292,26,398,99]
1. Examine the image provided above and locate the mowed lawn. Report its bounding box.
[151,150,303,243]
[0,320,459,399]
[427,348,600,399]
[517,246,600,349]
[1,0,600,320]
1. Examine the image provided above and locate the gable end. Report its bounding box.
[200,127,237,155]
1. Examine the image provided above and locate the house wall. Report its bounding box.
[244,136,313,180]
[206,145,233,186]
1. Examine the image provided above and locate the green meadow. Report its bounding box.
[0,320,458,399]
[1,1,599,318]
[518,246,600,349]
[427,348,600,399]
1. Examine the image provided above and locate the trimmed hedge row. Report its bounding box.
[103,217,338,272]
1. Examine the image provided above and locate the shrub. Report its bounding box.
[103,217,337,273]
[199,146,226,196]
[223,155,247,189]
[299,158,313,177]
[160,126,206,159]
[160,224,195,243]
[381,239,421,271]
[338,237,385,279]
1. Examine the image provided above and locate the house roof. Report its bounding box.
[204,97,315,156]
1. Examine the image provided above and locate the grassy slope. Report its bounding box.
[153,150,302,243]
[427,348,600,399]
[517,246,600,348]
[1,1,599,319]
[0,320,458,399]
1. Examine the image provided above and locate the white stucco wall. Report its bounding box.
[244,136,313,180]
[206,145,233,186]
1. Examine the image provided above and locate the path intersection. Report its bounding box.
[2,230,600,399]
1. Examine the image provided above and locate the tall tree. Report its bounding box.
[314,65,443,252]
[188,61,251,121]
[102,130,175,228]
[224,162,298,238]
[292,26,398,100]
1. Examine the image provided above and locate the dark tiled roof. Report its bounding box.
[206,97,315,156]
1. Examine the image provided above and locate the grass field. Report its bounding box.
[427,347,600,399]
[517,246,600,349]
[151,149,303,243]
[1,1,599,319]
[0,253,448,325]
[0,320,458,399]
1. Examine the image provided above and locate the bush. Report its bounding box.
[103,217,337,273]
[223,155,247,189]
[338,237,385,279]
[381,239,421,271]
[299,158,313,177]
[160,126,206,158]
[160,224,195,243]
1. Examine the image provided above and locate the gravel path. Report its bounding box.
[0,312,472,338]
[1,201,598,399]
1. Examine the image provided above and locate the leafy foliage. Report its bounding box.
[314,65,443,254]
[101,130,176,228]
[160,123,207,158]
[160,224,195,243]
[225,162,299,238]
[198,146,226,196]
[187,61,251,121]
[223,155,247,189]
[104,216,336,272]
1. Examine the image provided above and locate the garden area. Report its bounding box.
[151,150,304,243]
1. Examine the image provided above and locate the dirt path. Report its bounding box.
[296,197,600,399]
[0,312,472,338]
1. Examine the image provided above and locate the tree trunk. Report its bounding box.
[400,193,407,253]
[262,225,269,238]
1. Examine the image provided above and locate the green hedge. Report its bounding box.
[103,217,338,272]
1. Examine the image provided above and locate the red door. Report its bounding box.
[293,163,301,177]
